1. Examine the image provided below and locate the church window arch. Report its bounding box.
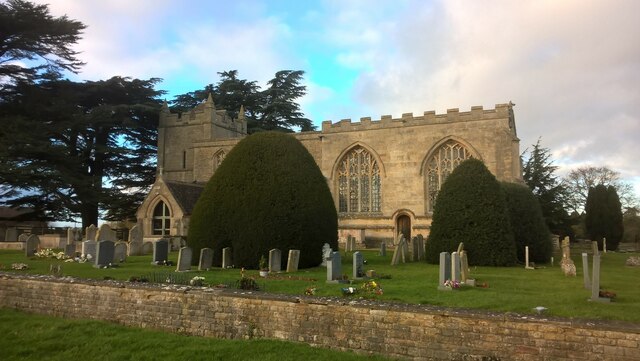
[152,201,171,236]
[337,146,381,213]
[425,140,474,212]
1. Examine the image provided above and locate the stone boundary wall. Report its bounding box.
[1,273,638,361]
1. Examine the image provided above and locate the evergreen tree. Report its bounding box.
[425,158,516,266]
[0,76,162,228]
[188,132,337,269]
[585,185,624,251]
[258,70,313,132]
[0,0,85,90]
[522,138,573,238]
[501,182,552,263]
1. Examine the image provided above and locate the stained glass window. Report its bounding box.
[338,146,381,213]
[152,201,171,236]
[426,141,473,212]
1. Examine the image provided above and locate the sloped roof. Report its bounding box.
[0,207,37,220]
[165,181,205,215]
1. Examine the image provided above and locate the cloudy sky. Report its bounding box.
[38,0,640,194]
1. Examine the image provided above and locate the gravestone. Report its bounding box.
[198,248,213,271]
[141,241,153,255]
[326,251,342,282]
[85,224,97,241]
[411,236,419,262]
[437,252,452,290]
[18,233,28,243]
[359,229,366,244]
[525,246,534,269]
[591,241,599,256]
[64,244,76,258]
[451,252,461,282]
[391,236,408,265]
[345,235,356,252]
[5,227,18,242]
[603,238,607,254]
[269,248,282,272]
[353,251,364,279]
[582,253,591,289]
[176,247,192,272]
[114,242,127,262]
[222,247,232,268]
[379,241,386,256]
[25,235,40,257]
[560,236,576,276]
[152,238,169,264]
[66,228,78,246]
[416,234,425,261]
[402,236,409,262]
[127,225,143,256]
[460,251,470,282]
[286,249,300,272]
[590,254,610,302]
[321,243,331,267]
[94,240,115,268]
[82,240,97,259]
[96,224,116,242]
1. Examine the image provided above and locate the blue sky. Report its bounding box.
[36,0,640,197]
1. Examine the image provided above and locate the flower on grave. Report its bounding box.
[599,290,617,299]
[443,279,461,289]
[341,287,357,296]
[304,287,317,296]
[360,280,384,296]
[11,263,29,270]
[86,254,93,260]
[190,276,206,287]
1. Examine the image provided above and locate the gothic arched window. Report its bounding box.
[337,146,381,213]
[152,201,171,236]
[426,140,473,212]
[213,150,226,172]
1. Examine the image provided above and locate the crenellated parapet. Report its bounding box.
[159,94,247,137]
[321,103,515,135]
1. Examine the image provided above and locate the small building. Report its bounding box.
[137,96,522,244]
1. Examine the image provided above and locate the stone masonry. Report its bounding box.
[0,273,638,361]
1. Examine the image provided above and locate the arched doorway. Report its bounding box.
[396,214,411,241]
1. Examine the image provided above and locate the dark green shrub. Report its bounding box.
[187,132,338,269]
[501,182,552,263]
[425,158,516,266]
[585,185,623,251]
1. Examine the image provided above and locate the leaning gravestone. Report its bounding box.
[460,251,470,283]
[286,249,300,272]
[127,225,143,256]
[353,251,364,279]
[25,235,40,257]
[94,240,115,268]
[198,248,213,271]
[5,227,18,243]
[326,251,342,282]
[321,243,331,267]
[85,224,97,242]
[176,247,192,272]
[415,234,425,261]
[113,242,127,262]
[411,236,419,262]
[437,252,452,290]
[222,247,232,268]
[391,236,408,265]
[66,228,77,247]
[82,240,97,259]
[18,233,28,243]
[96,224,116,242]
[152,238,169,264]
[269,248,282,272]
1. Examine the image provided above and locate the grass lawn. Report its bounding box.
[1,245,639,322]
[0,308,393,361]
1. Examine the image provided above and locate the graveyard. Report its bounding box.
[1,241,639,323]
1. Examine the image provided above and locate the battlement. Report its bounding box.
[321,103,514,133]
[159,94,246,136]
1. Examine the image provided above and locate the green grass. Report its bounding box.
[0,308,393,361]
[1,245,639,322]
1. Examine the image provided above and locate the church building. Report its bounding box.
[136,95,522,245]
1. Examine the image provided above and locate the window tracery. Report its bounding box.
[338,146,381,213]
[426,140,473,212]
